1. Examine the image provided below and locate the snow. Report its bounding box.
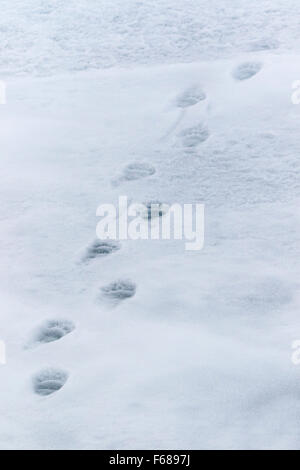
[1,0,300,77]
[0,0,300,450]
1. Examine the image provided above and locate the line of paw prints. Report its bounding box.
[30,63,263,396]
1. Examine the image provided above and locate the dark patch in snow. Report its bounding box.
[33,368,69,397]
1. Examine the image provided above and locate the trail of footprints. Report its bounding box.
[175,86,210,148]
[174,61,262,149]
[29,63,263,397]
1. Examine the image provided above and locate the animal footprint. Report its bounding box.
[100,279,136,302]
[122,162,156,181]
[85,240,120,261]
[180,124,209,148]
[31,319,75,346]
[176,87,206,108]
[139,201,169,220]
[112,162,156,186]
[232,62,262,81]
[33,368,69,396]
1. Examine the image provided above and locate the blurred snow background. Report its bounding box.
[0,0,300,450]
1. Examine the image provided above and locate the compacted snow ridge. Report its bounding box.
[0,0,300,450]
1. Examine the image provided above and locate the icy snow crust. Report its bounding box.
[0,0,300,450]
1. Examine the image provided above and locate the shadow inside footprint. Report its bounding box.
[122,162,156,181]
[139,201,169,220]
[34,319,75,345]
[33,368,68,397]
[232,62,262,81]
[101,279,136,302]
[85,240,120,261]
[180,124,209,148]
[176,87,206,108]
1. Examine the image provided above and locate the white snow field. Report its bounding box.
[1,0,300,450]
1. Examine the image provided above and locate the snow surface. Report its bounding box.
[1,0,300,450]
